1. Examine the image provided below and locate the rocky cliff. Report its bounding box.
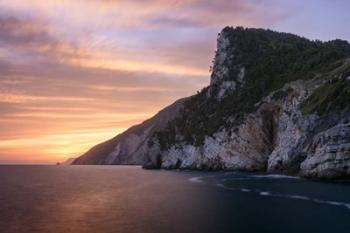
[74,27,350,179]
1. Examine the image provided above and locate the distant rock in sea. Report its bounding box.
[61,158,76,165]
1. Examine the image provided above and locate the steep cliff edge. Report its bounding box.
[73,98,186,165]
[74,27,350,178]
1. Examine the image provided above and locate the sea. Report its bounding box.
[0,165,349,233]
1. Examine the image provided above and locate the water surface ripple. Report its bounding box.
[1,165,350,233]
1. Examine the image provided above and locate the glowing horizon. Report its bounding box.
[1,0,350,163]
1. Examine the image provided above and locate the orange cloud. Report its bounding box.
[0,129,123,163]
[0,93,94,104]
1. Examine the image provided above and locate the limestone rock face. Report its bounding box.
[267,82,317,173]
[210,30,233,86]
[158,102,279,171]
[209,30,245,100]
[300,121,350,178]
[147,81,308,172]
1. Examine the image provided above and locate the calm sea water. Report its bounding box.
[0,165,350,233]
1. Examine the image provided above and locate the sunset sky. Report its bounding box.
[0,0,349,164]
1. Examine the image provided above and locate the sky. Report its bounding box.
[0,0,349,164]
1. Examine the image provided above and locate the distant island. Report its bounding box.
[73,27,350,179]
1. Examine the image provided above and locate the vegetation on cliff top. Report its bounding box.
[301,68,350,116]
[153,27,350,150]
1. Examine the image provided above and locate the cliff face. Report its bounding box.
[74,27,350,179]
